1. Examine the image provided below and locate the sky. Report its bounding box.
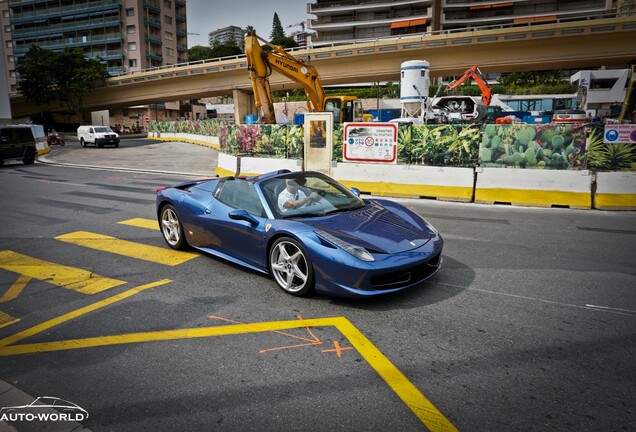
[185,0,310,47]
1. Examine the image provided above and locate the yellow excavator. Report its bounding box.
[245,31,372,124]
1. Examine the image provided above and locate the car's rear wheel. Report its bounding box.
[80,138,85,147]
[160,204,187,250]
[269,237,314,296]
[23,148,35,165]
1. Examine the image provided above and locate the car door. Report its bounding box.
[201,179,267,269]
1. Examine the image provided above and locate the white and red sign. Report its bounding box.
[603,124,636,144]
[343,123,398,164]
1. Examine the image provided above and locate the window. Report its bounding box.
[126,25,136,34]
[164,15,172,24]
[3,10,9,18]
[126,8,134,16]
[164,0,172,8]
[128,59,137,67]
[165,31,173,40]
[4,25,10,33]
[8,55,14,63]
[216,180,265,217]
[166,47,174,56]
[128,42,137,51]
[9,70,16,78]
[5,41,12,48]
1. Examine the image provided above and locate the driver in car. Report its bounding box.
[278,178,320,213]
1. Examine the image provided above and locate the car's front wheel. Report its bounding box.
[269,237,314,296]
[23,148,35,165]
[160,204,187,250]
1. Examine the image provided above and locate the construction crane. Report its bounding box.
[286,21,306,32]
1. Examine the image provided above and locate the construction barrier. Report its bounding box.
[474,167,592,208]
[595,171,636,210]
[215,152,300,177]
[333,163,474,202]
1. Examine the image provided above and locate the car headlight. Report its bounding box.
[315,230,375,262]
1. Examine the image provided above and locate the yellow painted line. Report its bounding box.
[55,231,197,266]
[0,315,457,431]
[335,317,458,432]
[0,311,20,329]
[0,250,126,295]
[0,275,31,303]
[0,279,171,348]
[118,218,159,230]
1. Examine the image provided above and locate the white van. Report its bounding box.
[77,125,120,148]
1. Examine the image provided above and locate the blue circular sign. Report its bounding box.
[605,129,619,142]
[631,130,636,143]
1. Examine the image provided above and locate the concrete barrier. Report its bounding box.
[333,163,475,201]
[595,171,636,210]
[148,132,220,150]
[475,168,592,208]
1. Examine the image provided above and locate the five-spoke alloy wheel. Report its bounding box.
[160,204,186,250]
[269,237,314,296]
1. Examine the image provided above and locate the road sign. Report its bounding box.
[603,124,636,143]
[145,117,150,123]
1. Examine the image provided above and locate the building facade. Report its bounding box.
[307,0,618,47]
[208,25,244,46]
[1,0,188,93]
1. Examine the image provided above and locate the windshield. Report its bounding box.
[261,173,365,219]
[94,127,112,133]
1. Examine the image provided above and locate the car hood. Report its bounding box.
[302,203,433,254]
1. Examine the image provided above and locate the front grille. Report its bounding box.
[370,252,441,290]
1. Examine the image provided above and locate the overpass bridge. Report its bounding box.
[10,15,636,118]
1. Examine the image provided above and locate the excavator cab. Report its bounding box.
[324,97,370,123]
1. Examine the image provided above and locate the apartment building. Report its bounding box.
[1,0,187,92]
[208,25,244,45]
[307,0,618,47]
[1,0,190,123]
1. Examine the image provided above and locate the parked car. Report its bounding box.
[77,125,120,148]
[0,125,38,165]
[156,170,443,298]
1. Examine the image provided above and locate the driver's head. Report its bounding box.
[285,179,299,191]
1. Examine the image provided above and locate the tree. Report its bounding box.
[210,39,243,58]
[16,46,108,123]
[270,37,299,49]
[188,45,213,61]
[270,12,285,40]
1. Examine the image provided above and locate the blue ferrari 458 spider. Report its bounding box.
[156,170,443,298]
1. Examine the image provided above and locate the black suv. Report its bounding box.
[0,126,37,165]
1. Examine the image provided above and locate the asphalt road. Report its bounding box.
[0,140,634,432]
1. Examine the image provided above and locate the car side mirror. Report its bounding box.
[228,209,258,225]
[350,187,361,197]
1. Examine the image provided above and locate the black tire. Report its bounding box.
[80,138,86,147]
[269,237,314,296]
[160,204,187,250]
[59,140,65,146]
[23,148,35,165]
[96,141,102,148]
[115,142,119,148]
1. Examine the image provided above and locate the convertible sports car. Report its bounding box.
[156,170,443,298]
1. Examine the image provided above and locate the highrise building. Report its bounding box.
[0,0,191,124]
[1,0,188,93]
[208,25,244,46]
[307,0,618,47]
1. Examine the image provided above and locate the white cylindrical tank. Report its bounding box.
[400,60,430,118]
[400,60,430,103]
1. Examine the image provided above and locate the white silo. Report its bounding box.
[400,60,430,119]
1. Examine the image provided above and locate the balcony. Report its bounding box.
[144,18,162,29]
[14,32,123,53]
[143,1,161,14]
[146,51,163,62]
[10,0,120,24]
[308,0,430,15]
[12,17,121,40]
[309,13,429,31]
[145,34,163,45]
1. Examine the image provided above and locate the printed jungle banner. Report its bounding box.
[149,119,635,171]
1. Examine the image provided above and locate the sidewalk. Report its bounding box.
[39,139,219,177]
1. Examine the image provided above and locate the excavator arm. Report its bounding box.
[445,66,492,106]
[245,31,326,124]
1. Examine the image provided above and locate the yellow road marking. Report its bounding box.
[0,275,31,303]
[0,279,171,348]
[0,315,457,431]
[118,218,159,230]
[55,231,197,266]
[0,250,125,295]
[0,311,20,329]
